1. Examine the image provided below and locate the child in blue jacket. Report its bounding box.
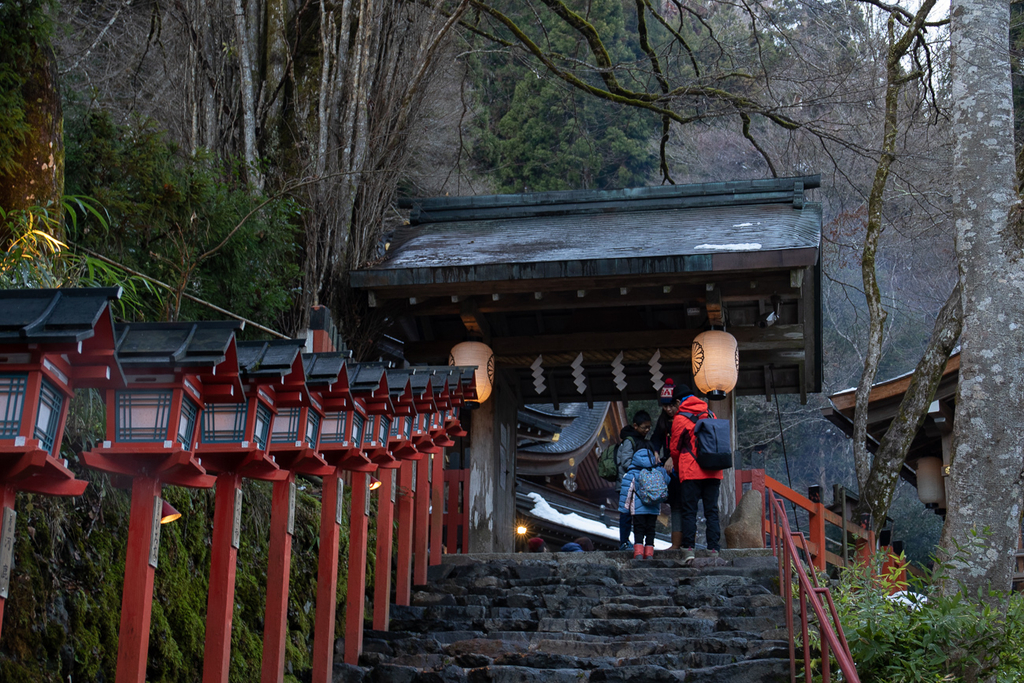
[618,441,673,559]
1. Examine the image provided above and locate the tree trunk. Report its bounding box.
[938,0,1024,596]
[858,283,962,531]
[0,38,64,233]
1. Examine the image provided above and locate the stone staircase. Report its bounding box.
[336,549,791,683]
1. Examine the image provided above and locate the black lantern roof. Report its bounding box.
[386,367,435,414]
[0,287,122,344]
[302,352,349,386]
[114,321,242,368]
[349,363,387,395]
[237,339,306,378]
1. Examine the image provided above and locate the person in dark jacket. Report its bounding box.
[618,439,672,559]
[615,411,652,550]
[668,384,723,564]
[653,379,684,548]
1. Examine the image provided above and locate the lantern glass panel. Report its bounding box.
[271,407,301,443]
[116,390,173,442]
[253,402,272,450]
[351,411,365,445]
[201,402,247,443]
[0,374,27,438]
[177,397,199,448]
[320,411,347,444]
[33,378,63,454]
[390,416,402,438]
[404,416,412,439]
[378,416,389,444]
[305,411,320,448]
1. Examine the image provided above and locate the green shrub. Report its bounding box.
[831,539,1024,683]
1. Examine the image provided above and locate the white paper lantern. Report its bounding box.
[915,457,945,509]
[449,341,494,403]
[691,330,738,400]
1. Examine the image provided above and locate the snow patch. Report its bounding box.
[526,491,671,549]
[694,243,762,251]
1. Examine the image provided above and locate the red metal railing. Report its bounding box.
[767,489,860,683]
[737,469,875,570]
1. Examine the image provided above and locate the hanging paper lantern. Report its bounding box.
[449,341,494,403]
[915,457,945,509]
[691,330,738,400]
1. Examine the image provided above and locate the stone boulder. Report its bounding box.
[724,490,764,549]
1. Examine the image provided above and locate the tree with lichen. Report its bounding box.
[937,0,1024,596]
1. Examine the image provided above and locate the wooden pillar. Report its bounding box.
[115,476,162,683]
[372,465,398,631]
[394,460,414,606]
[714,392,737,522]
[429,450,444,565]
[202,472,244,683]
[413,456,430,586]
[311,469,344,683]
[344,471,370,665]
[0,484,17,640]
[809,501,826,572]
[260,473,296,683]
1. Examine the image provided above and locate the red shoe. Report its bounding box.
[633,543,644,559]
[644,545,654,559]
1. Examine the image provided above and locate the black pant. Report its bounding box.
[619,510,632,545]
[633,514,657,547]
[680,478,721,551]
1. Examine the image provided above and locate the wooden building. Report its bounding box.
[350,175,825,552]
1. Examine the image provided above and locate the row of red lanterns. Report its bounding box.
[0,288,478,683]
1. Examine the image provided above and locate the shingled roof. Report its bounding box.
[353,176,820,289]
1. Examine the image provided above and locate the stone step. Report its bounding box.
[465,666,594,683]
[537,616,717,637]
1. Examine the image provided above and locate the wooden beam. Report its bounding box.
[706,283,723,326]
[364,270,800,304]
[405,326,804,362]
[375,276,801,318]
[459,299,490,343]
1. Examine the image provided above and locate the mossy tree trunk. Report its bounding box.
[0,27,64,240]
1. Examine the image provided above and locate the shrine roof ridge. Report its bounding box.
[397,175,820,225]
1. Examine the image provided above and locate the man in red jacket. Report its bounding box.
[668,383,724,564]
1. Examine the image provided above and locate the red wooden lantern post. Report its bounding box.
[80,321,243,683]
[299,351,363,683]
[426,370,462,566]
[0,287,123,639]
[343,364,395,665]
[197,339,306,683]
[409,379,440,587]
[373,369,425,631]
[260,360,334,683]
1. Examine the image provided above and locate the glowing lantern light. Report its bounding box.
[691,329,738,400]
[449,341,494,404]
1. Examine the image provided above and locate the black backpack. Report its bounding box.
[677,411,733,471]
